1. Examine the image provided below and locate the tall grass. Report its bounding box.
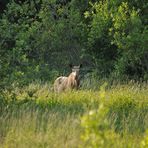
[0,82,148,147]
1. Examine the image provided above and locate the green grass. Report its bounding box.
[0,82,148,148]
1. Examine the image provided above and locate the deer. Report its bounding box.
[54,64,82,93]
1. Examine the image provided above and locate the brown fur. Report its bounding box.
[54,65,81,93]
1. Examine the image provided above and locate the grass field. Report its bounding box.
[0,82,148,148]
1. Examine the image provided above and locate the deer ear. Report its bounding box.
[79,64,82,68]
[69,64,73,68]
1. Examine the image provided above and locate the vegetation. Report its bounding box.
[0,0,148,89]
[81,83,148,148]
[0,82,148,147]
[0,0,148,147]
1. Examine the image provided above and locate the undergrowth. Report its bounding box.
[0,82,148,147]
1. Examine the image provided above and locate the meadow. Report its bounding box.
[0,81,148,148]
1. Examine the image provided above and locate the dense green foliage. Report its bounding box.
[0,82,148,147]
[0,0,147,88]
